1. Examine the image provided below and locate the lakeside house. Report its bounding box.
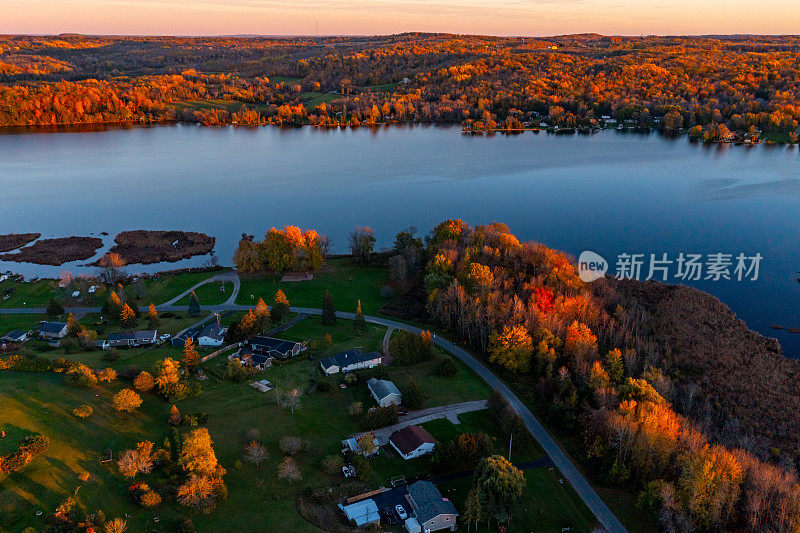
[197,323,226,347]
[367,378,402,407]
[2,329,28,343]
[39,321,67,339]
[320,348,382,376]
[389,425,437,460]
[105,330,158,348]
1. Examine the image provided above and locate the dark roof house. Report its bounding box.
[107,330,158,347]
[247,336,305,360]
[171,325,203,347]
[389,425,437,460]
[39,321,67,339]
[2,329,28,343]
[367,377,402,407]
[320,348,382,375]
[406,481,458,532]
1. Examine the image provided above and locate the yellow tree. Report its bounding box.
[113,389,142,412]
[183,338,200,371]
[254,298,270,332]
[180,427,219,477]
[154,357,180,395]
[488,324,533,373]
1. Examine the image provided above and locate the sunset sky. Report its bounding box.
[3,0,800,36]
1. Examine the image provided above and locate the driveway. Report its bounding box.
[372,400,488,445]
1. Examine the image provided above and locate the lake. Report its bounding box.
[1,124,799,355]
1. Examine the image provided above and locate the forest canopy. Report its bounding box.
[1,33,800,142]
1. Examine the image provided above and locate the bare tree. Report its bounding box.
[244,441,268,465]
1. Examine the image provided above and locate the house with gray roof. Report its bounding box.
[107,330,158,348]
[320,348,382,376]
[367,377,402,407]
[39,321,67,339]
[197,323,226,347]
[405,481,458,532]
[2,329,28,343]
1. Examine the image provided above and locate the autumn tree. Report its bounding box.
[271,290,290,324]
[97,252,126,285]
[254,298,270,332]
[169,404,182,426]
[147,304,160,329]
[183,338,200,372]
[488,324,534,373]
[180,428,219,477]
[117,441,153,478]
[473,455,525,524]
[113,389,142,412]
[133,371,155,392]
[153,357,181,396]
[120,303,137,329]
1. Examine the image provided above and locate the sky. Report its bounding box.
[2,0,800,37]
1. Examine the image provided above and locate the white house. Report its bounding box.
[320,348,382,376]
[389,425,437,460]
[367,378,402,407]
[197,323,226,347]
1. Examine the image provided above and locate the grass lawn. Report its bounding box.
[0,313,48,335]
[173,281,232,306]
[236,257,389,315]
[302,92,339,109]
[0,279,61,308]
[438,467,599,533]
[136,270,225,306]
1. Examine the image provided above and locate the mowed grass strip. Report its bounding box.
[236,257,388,315]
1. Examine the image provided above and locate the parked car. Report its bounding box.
[395,505,407,520]
[398,408,409,416]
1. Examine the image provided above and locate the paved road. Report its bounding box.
[371,400,488,445]
[160,270,241,307]
[1,300,626,531]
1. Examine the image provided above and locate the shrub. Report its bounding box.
[363,405,398,430]
[279,436,302,456]
[401,378,427,410]
[103,349,120,362]
[434,356,458,377]
[66,363,98,388]
[73,405,93,418]
[390,330,433,365]
[321,454,344,476]
[140,490,161,508]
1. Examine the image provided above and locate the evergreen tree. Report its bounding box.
[120,303,137,329]
[147,304,160,330]
[353,299,366,336]
[271,290,290,324]
[321,290,337,325]
[188,291,201,317]
[183,338,200,372]
[47,297,64,317]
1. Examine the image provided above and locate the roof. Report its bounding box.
[331,348,382,368]
[108,330,157,342]
[248,336,299,355]
[389,425,437,456]
[320,357,338,370]
[199,323,225,341]
[2,329,26,341]
[172,325,202,346]
[39,322,66,334]
[342,498,380,527]
[368,378,401,401]
[406,481,458,524]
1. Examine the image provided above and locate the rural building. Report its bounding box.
[106,330,158,348]
[320,348,382,375]
[2,329,28,343]
[405,481,458,531]
[235,336,306,369]
[197,323,226,346]
[367,378,402,407]
[171,324,202,347]
[341,432,379,457]
[39,322,67,339]
[389,425,437,460]
[340,499,380,528]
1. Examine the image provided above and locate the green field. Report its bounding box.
[0,279,61,308]
[173,281,233,306]
[136,270,225,305]
[0,313,47,335]
[236,257,388,315]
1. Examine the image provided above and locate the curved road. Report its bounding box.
[1,302,625,532]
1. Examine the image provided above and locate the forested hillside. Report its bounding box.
[1,33,800,141]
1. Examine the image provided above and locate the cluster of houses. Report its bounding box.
[1,321,68,347]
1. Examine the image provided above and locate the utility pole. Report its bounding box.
[508,432,513,461]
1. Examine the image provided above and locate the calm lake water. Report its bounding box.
[1,124,799,355]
